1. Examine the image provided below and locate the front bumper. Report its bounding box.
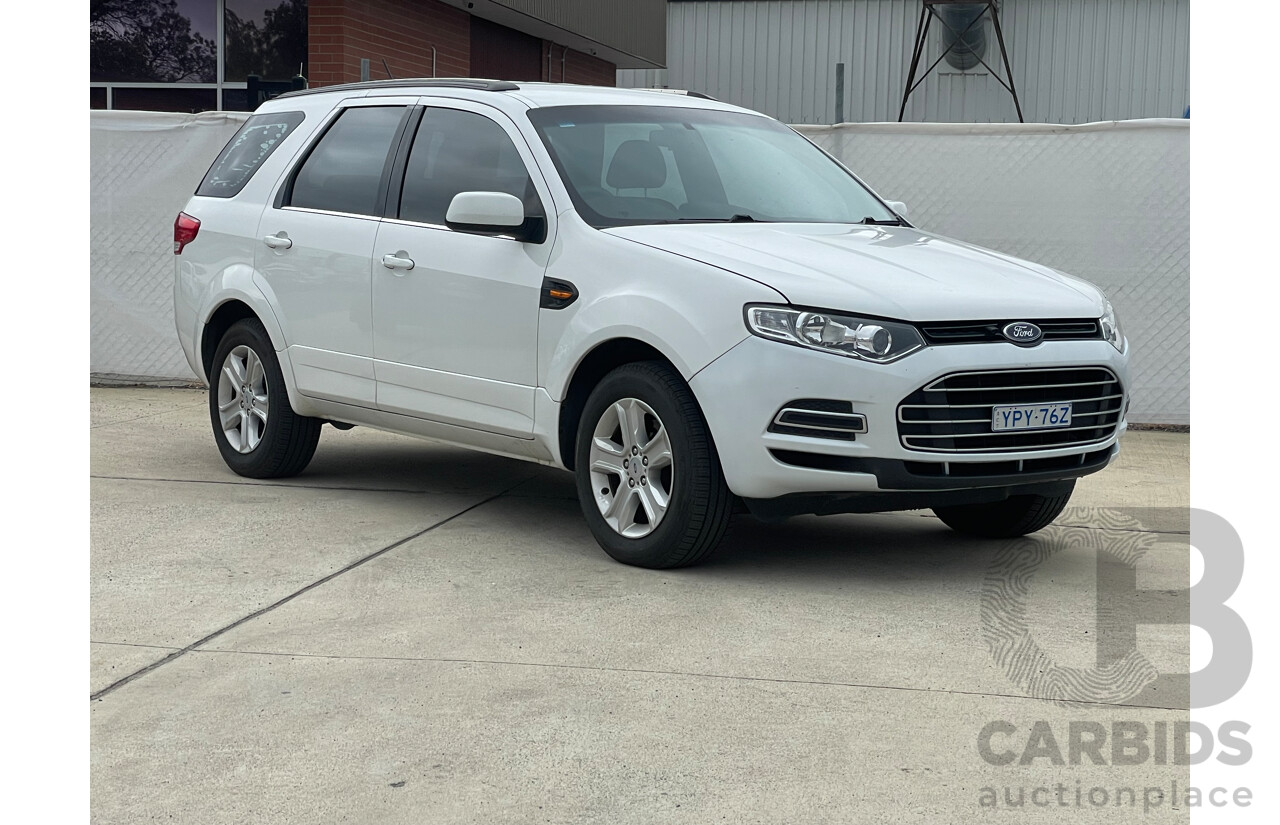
[690,335,1129,501]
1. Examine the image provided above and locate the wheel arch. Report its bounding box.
[201,300,263,381]
[198,293,307,415]
[557,338,686,471]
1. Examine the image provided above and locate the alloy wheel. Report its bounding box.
[216,345,269,453]
[588,397,674,538]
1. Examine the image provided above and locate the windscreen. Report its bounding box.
[527,105,896,228]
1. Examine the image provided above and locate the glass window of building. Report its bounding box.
[90,0,308,113]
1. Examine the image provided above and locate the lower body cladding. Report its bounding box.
[690,336,1129,519]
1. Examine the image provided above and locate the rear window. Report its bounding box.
[196,111,305,198]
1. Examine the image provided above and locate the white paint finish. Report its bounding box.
[288,345,378,409]
[534,218,785,402]
[625,0,1190,125]
[253,208,379,404]
[301,394,556,464]
[369,99,558,436]
[372,359,536,438]
[371,221,543,386]
[606,222,1104,321]
[444,191,527,227]
[169,83,1147,503]
[173,198,273,378]
[693,334,1128,499]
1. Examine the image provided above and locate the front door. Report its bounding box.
[371,101,554,437]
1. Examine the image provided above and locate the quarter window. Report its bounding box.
[397,108,538,226]
[288,106,406,216]
[196,110,304,198]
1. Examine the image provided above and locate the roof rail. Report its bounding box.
[639,88,719,101]
[276,78,520,99]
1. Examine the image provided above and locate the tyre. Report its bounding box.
[932,483,1075,538]
[574,361,733,569]
[208,318,321,478]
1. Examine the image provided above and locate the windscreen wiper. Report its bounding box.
[672,214,765,223]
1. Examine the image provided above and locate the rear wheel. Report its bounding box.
[932,484,1074,538]
[209,319,321,478]
[574,362,732,569]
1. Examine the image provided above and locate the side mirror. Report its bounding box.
[885,200,910,220]
[446,191,546,243]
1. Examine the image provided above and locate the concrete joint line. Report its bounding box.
[89,479,531,702]
[90,474,490,497]
[186,647,1188,712]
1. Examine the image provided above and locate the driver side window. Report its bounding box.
[397,108,539,226]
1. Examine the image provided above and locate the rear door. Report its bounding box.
[255,99,414,407]
[370,100,554,437]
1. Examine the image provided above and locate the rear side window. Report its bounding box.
[287,106,407,217]
[196,111,304,198]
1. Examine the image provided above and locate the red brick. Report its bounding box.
[306,0,616,87]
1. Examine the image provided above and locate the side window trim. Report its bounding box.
[272,101,414,216]
[381,106,425,220]
[375,106,421,220]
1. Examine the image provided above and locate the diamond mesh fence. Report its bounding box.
[90,113,1187,424]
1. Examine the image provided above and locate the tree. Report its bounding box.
[90,0,217,83]
[224,0,308,82]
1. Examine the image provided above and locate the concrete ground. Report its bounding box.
[91,388,1191,824]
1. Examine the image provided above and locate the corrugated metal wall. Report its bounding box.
[619,0,1190,124]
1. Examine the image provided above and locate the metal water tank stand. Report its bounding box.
[898,0,1024,122]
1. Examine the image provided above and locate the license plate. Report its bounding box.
[992,402,1073,432]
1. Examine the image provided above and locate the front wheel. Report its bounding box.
[574,362,733,569]
[932,484,1075,538]
[209,318,321,478]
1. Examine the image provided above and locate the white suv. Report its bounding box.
[174,79,1128,568]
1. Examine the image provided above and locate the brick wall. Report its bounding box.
[561,48,617,87]
[309,0,617,88]
[308,0,470,87]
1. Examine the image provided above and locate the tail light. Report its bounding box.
[174,212,201,254]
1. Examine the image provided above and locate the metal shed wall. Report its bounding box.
[619,0,1190,124]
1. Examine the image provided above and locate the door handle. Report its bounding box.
[262,232,292,250]
[381,252,415,272]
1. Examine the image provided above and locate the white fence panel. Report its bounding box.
[91,111,249,383]
[797,118,1189,424]
[89,113,1188,424]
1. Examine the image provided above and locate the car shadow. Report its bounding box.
[694,510,1014,583]
[288,439,1089,588]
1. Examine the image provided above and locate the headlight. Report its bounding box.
[745,305,926,363]
[1100,299,1125,353]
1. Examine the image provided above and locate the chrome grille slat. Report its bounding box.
[899,393,1124,412]
[899,413,1122,429]
[919,318,1102,345]
[920,379,1117,393]
[907,423,1116,440]
[897,367,1124,454]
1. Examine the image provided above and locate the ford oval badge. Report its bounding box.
[1002,322,1043,345]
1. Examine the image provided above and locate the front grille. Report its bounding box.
[897,367,1123,453]
[919,319,1101,345]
